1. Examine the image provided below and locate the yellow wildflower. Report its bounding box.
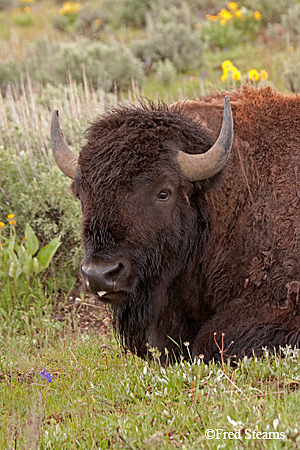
[261,69,269,80]
[249,69,260,81]
[219,8,227,17]
[222,60,233,70]
[220,19,227,26]
[0,222,4,229]
[23,237,28,241]
[221,72,228,82]
[232,69,241,81]
[235,9,243,18]
[254,11,261,20]
[9,220,16,226]
[228,2,238,10]
[24,6,31,13]
[59,1,82,16]
[206,14,218,22]
[7,214,15,220]
[219,8,232,21]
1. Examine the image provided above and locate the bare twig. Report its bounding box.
[195,405,204,429]
[213,332,236,372]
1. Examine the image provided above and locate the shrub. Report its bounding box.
[0,39,145,92]
[73,5,103,36]
[202,19,243,50]
[120,0,157,28]
[12,8,33,26]
[283,54,300,93]
[100,0,159,29]
[0,61,20,95]
[252,0,292,25]
[100,0,219,30]
[202,3,262,50]
[131,4,203,73]
[100,0,123,27]
[0,146,83,271]
[57,1,82,27]
[51,13,69,32]
[263,23,286,50]
[52,1,100,33]
[281,4,300,43]
[155,59,177,85]
[51,41,144,90]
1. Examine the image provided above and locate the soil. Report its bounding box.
[53,286,112,334]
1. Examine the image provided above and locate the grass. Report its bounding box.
[1,1,300,448]
[1,321,300,449]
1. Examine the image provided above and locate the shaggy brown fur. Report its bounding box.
[73,85,300,362]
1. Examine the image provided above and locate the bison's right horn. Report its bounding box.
[50,110,78,179]
[177,95,233,181]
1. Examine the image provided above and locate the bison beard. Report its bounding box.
[51,85,300,363]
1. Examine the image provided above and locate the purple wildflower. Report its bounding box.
[39,369,53,383]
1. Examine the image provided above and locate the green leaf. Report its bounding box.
[7,246,18,267]
[17,244,26,266]
[8,261,22,280]
[36,238,61,270]
[33,257,43,275]
[23,254,34,282]
[25,224,39,256]
[8,234,16,251]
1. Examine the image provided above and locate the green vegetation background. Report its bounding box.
[1,0,300,448]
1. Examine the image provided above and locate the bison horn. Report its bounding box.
[50,110,78,179]
[177,95,233,181]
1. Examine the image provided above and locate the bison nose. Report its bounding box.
[81,261,123,294]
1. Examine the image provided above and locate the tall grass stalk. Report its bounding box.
[0,74,144,171]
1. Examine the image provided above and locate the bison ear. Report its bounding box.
[177,96,233,181]
[50,110,78,179]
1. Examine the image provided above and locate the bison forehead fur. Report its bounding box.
[69,85,300,362]
[78,102,214,197]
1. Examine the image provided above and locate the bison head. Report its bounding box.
[50,98,233,311]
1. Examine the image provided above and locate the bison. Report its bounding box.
[50,85,300,363]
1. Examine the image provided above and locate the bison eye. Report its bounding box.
[157,190,171,201]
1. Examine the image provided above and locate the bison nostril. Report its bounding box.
[81,261,124,294]
[107,263,123,280]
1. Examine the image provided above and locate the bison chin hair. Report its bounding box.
[111,191,212,360]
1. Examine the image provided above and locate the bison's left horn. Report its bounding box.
[50,110,78,179]
[177,95,233,181]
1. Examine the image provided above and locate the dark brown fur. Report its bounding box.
[74,85,300,362]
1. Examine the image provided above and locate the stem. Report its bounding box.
[7,272,15,312]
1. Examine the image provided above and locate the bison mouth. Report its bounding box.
[97,290,128,306]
